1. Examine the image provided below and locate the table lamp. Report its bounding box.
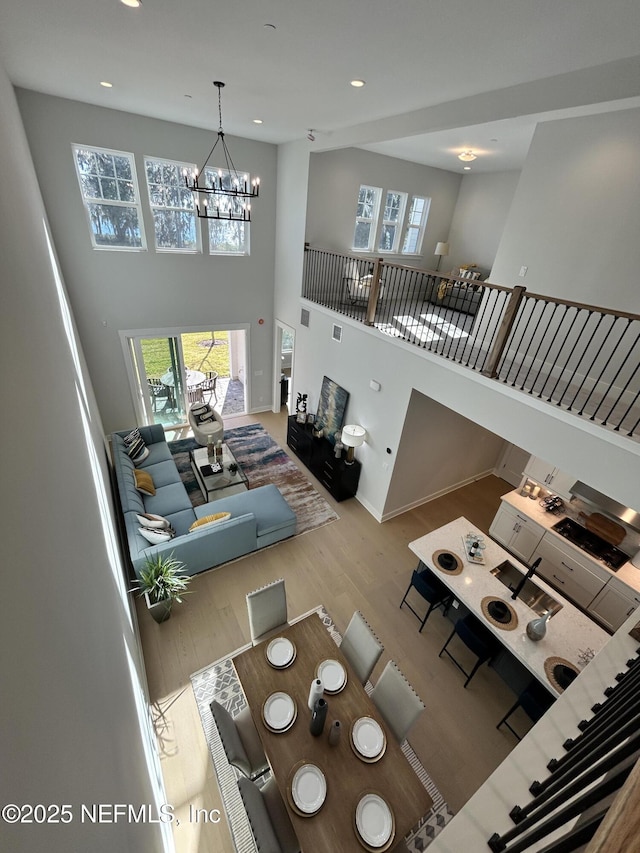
[341,424,367,464]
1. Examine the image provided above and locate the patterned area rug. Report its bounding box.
[190,606,454,852]
[169,423,339,537]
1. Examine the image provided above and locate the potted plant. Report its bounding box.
[135,552,191,623]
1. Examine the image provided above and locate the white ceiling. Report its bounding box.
[2,0,640,173]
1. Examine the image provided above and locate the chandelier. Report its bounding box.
[457,150,477,162]
[184,81,260,222]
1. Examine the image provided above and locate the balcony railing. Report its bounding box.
[303,246,640,440]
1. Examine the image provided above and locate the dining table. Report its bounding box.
[232,611,432,852]
[160,368,205,388]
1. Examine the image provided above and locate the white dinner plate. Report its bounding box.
[352,717,385,759]
[266,636,295,668]
[317,658,347,693]
[355,793,393,848]
[262,692,296,732]
[291,763,327,814]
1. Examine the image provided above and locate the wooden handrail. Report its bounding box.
[481,285,526,379]
[585,754,640,852]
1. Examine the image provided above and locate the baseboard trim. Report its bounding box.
[379,469,495,522]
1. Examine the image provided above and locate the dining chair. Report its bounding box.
[497,680,555,740]
[238,777,300,853]
[370,660,425,744]
[400,565,453,632]
[339,610,384,684]
[210,700,269,780]
[187,386,204,405]
[147,377,170,413]
[439,613,501,688]
[201,370,218,404]
[246,578,289,645]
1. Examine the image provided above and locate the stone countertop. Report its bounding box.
[409,517,609,696]
[500,490,640,593]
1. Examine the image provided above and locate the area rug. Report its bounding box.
[168,423,339,536]
[190,605,454,852]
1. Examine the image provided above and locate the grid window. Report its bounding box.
[352,185,382,251]
[72,145,146,250]
[402,195,431,255]
[378,191,407,252]
[204,168,249,255]
[144,157,200,252]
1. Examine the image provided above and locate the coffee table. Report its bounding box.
[190,444,249,501]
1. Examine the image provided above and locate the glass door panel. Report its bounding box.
[138,336,186,426]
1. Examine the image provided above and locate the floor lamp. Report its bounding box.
[434,241,449,272]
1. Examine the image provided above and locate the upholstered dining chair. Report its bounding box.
[370,660,425,744]
[339,610,384,685]
[210,700,269,780]
[238,777,300,853]
[246,578,289,645]
[400,566,453,632]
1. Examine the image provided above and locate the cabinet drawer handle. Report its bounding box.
[628,607,637,617]
[553,574,566,584]
[516,515,528,524]
[560,561,574,572]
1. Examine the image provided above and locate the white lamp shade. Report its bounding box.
[341,424,367,448]
[435,242,449,257]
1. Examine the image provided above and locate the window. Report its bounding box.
[204,168,250,255]
[72,145,146,250]
[378,190,407,252]
[144,157,200,252]
[402,195,431,255]
[352,185,382,251]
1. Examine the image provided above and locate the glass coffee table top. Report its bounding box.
[190,444,248,495]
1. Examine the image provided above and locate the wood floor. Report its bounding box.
[137,408,521,853]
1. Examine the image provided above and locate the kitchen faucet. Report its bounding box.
[510,557,542,600]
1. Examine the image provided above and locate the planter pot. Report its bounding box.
[144,592,173,624]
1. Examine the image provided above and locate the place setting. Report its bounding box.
[350,716,387,763]
[265,636,297,669]
[262,691,297,733]
[287,760,327,817]
[317,658,347,694]
[354,791,396,852]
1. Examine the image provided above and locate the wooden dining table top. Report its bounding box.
[232,611,432,852]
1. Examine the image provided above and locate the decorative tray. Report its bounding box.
[461,535,486,564]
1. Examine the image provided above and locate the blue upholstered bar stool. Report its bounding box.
[439,613,501,687]
[497,679,555,740]
[400,564,453,632]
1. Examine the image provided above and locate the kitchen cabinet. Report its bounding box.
[588,578,640,633]
[287,416,360,502]
[532,533,608,609]
[524,456,576,499]
[489,502,545,564]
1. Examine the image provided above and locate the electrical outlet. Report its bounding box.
[519,265,528,277]
[452,599,459,609]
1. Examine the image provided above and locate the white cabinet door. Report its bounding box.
[547,469,576,500]
[489,503,545,564]
[588,584,640,632]
[523,456,576,499]
[533,534,607,609]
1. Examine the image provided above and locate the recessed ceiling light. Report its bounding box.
[100,81,113,88]
[463,166,472,171]
[120,0,141,7]
[350,79,366,88]
[253,118,263,124]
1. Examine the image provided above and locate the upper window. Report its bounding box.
[144,157,200,252]
[402,195,431,255]
[352,185,382,252]
[204,168,250,255]
[72,145,146,250]
[378,191,407,253]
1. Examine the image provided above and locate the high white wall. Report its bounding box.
[0,65,170,852]
[305,147,462,269]
[16,89,278,433]
[490,108,640,312]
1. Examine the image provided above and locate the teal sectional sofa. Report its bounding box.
[111,424,296,579]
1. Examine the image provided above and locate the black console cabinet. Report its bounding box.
[287,416,361,502]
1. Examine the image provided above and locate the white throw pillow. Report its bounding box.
[139,527,174,545]
[136,512,171,530]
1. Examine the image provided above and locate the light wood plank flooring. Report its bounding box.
[137,409,521,852]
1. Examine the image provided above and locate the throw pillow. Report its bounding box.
[134,469,156,496]
[123,427,149,464]
[189,511,231,532]
[198,412,215,423]
[139,526,174,545]
[136,512,171,530]
[190,402,210,417]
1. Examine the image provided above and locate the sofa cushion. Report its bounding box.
[143,482,193,517]
[164,508,198,537]
[137,441,174,467]
[196,484,295,537]
[141,459,183,489]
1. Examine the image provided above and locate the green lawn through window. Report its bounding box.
[141,331,231,379]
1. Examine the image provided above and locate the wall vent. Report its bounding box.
[300,308,310,328]
[332,324,343,343]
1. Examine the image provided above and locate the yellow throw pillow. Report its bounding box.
[189,511,231,532]
[134,469,156,496]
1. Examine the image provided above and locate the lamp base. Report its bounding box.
[345,446,355,465]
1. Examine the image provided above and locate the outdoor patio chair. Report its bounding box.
[201,371,218,404]
[147,377,171,413]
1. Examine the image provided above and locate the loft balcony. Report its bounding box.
[303,246,640,443]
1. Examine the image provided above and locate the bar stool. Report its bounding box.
[439,613,501,687]
[497,680,555,740]
[400,565,453,632]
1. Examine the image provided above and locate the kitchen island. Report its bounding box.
[409,517,609,696]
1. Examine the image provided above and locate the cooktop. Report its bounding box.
[551,517,629,571]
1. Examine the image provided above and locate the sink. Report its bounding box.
[490,561,563,617]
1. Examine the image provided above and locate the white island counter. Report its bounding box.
[409,517,609,696]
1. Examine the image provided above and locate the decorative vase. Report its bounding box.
[328,720,341,746]
[526,610,552,641]
[207,435,215,459]
[310,698,328,737]
[308,678,324,711]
